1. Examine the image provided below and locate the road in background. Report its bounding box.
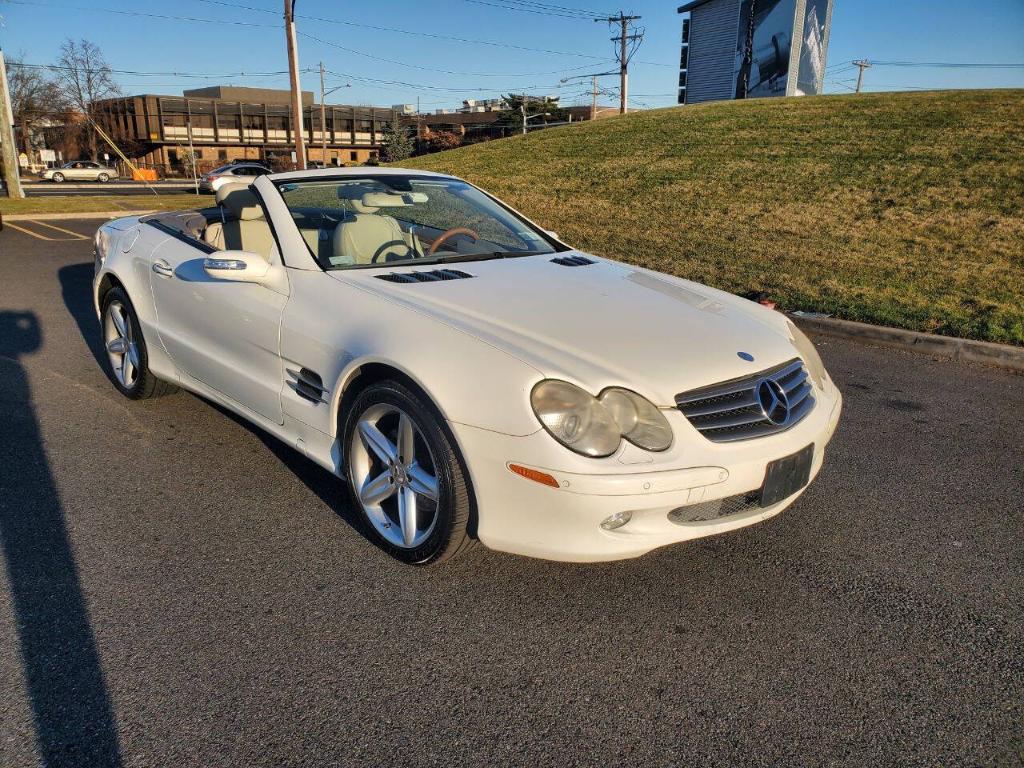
[20,180,198,197]
[0,219,1022,767]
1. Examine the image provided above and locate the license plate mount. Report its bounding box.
[760,443,815,507]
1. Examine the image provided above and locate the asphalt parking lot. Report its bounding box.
[0,217,1021,768]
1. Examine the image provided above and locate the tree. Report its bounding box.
[498,94,568,134]
[7,54,66,156]
[426,130,462,153]
[379,120,414,163]
[53,39,119,161]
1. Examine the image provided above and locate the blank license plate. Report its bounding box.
[760,444,814,507]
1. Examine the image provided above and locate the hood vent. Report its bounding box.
[376,269,474,284]
[551,255,595,267]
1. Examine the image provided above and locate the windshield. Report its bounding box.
[275,175,559,270]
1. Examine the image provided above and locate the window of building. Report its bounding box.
[350,151,358,161]
[168,149,180,166]
[218,150,228,161]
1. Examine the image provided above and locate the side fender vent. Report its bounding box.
[287,367,328,404]
[376,269,474,284]
[551,255,595,267]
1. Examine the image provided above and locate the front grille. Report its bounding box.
[675,358,814,443]
[668,491,762,524]
[375,269,473,283]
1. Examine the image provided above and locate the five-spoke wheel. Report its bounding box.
[100,286,177,400]
[343,379,475,564]
[350,403,440,549]
[104,299,140,390]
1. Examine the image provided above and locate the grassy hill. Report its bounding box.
[403,90,1024,346]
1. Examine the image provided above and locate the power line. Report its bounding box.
[8,61,296,79]
[458,0,610,20]
[193,0,612,60]
[298,31,611,79]
[870,60,1024,68]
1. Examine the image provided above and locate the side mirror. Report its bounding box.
[203,250,271,283]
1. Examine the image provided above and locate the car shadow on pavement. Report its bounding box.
[0,310,124,767]
[58,262,107,373]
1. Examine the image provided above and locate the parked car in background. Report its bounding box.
[199,163,272,193]
[91,168,841,566]
[40,161,119,183]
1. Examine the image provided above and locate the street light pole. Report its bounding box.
[284,0,307,169]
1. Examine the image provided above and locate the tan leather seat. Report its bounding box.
[331,188,414,266]
[204,182,275,258]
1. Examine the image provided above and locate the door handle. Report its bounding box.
[152,260,174,278]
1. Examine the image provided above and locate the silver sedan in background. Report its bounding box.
[40,161,119,183]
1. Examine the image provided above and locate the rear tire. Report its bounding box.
[97,173,110,182]
[342,379,475,565]
[101,286,178,400]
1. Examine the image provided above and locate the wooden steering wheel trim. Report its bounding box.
[427,227,480,256]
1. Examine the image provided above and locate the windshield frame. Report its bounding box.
[271,173,569,271]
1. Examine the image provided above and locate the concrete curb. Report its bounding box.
[2,210,157,222]
[792,314,1024,373]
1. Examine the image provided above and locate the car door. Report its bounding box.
[148,230,288,424]
[66,162,86,180]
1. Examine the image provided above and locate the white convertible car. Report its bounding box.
[92,168,841,565]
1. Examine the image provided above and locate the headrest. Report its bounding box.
[336,184,428,213]
[216,182,264,220]
[361,191,429,208]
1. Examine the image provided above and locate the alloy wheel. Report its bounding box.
[104,300,140,389]
[349,404,440,549]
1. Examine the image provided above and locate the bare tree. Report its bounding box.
[7,54,66,156]
[53,39,119,160]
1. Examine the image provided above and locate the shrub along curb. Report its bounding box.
[793,314,1024,373]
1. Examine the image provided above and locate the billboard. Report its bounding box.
[734,0,799,99]
[678,0,834,105]
[797,0,832,95]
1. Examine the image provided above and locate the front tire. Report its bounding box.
[101,286,177,400]
[342,380,475,565]
[51,172,65,183]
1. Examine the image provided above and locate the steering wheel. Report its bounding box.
[428,227,479,256]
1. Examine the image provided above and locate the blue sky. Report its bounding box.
[1,0,1022,110]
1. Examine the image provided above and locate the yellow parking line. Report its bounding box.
[3,221,58,240]
[30,220,90,240]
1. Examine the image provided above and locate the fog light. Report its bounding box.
[600,511,632,531]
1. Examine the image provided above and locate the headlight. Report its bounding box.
[531,381,673,457]
[531,380,622,457]
[599,388,673,451]
[787,320,827,389]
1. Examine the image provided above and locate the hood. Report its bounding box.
[332,253,799,406]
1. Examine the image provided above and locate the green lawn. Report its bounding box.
[0,193,209,216]
[402,90,1024,345]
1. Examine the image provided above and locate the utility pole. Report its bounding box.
[284,0,307,169]
[591,75,598,120]
[0,49,25,199]
[320,61,327,165]
[596,12,642,114]
[520,100,527,136]
[854,59,872,94]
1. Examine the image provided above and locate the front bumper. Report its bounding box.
[450,386,842,562]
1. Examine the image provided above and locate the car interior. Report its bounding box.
[141,177,558,269]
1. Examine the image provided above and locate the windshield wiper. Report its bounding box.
[433,250,543,263]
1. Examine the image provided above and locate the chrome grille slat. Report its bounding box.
[675,358,816,443]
